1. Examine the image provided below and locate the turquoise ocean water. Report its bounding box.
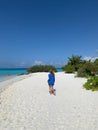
[0,68,63,77]
[0,68,28,82]
[0,68,27,77]
[0,68,63,82]
[56,68,63,72]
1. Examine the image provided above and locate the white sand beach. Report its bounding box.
[0,72,98,130]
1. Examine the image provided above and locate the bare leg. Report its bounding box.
[49,86,52,94]
[52,86,56,95]
[49,86,55,95]
[51,86,54,92]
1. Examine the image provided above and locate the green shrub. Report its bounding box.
[83,76,98,91]
[62,55,98,77]
[27,65,57,73]
[77,61,96,77]
[94,59,98,70]
[62,55,86,73]
[77,67,87,77]
[62,64,75,73]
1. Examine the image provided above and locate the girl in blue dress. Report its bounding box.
[47,70,55,94]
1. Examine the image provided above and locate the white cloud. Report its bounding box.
[33,60,44,65]
[83,56,98,62]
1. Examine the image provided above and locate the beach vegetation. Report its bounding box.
[77,61,96,77]
[62,55,98,77]
[62,55,85,73]
[79,59,98,91]
[62,56,98,91]
[83,76,98,91]
[62,64,75,73]
[27,65,57,73]
[93,58,98,72]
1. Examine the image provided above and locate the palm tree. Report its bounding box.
[68,55,83,71]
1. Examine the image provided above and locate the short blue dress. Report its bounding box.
[48,73,55,86]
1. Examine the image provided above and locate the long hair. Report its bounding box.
[50,70,55,77]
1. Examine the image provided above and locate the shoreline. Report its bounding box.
[0,73,32,93]
[0,71,64,93]
[0,75,17,82]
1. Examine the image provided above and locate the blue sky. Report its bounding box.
[0,0,98,68]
